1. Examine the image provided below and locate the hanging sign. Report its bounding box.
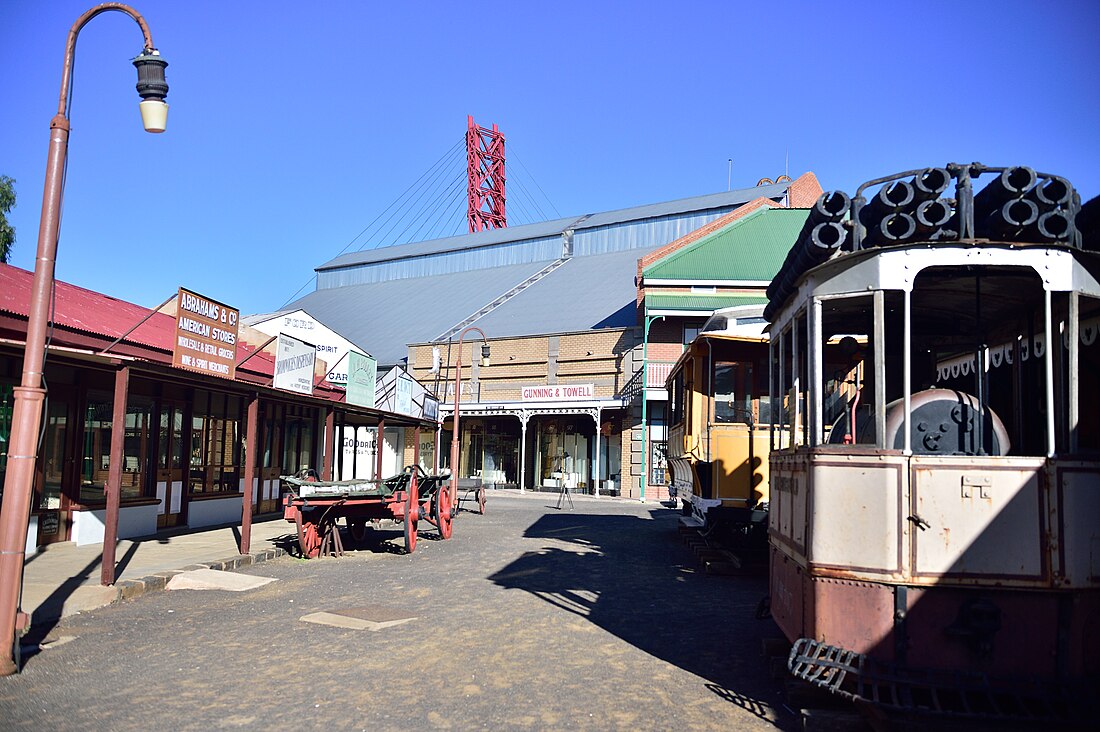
[396,374,413,415]
[273,333,316,395]
[346,351,377,408]
[424,396,439,421]
[520,383,595,401]
[172,288,238,379]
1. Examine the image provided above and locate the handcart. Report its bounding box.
[282,465,450,558]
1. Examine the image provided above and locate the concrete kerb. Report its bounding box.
[29,546,289,626]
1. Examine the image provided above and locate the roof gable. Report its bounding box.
[642,207,810,282]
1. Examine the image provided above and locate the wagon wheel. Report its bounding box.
[295,509,322,559]
[477,485,486,515]
[434,487,453,539]
[404,492,419,554]
[348,519,368,543]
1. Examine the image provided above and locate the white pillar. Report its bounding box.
[519,412,528,493]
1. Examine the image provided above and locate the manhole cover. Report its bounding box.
[299,605,417,631]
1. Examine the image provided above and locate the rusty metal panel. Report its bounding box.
[911,456,1046,581]
[810,577,896,658]
[808,455,905,575]
[1053,460,1100,588]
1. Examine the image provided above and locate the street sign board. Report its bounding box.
[346,351,377,408]
[273,333,316,395]
[172,288,238,379]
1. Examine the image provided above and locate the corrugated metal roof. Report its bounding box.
[642,207,809,281]
[645,294,768,311]
[290,246,656,366]
[1,263,177,352]
[316,181,792,271]
[289,260,552,366]
[0,262,279,378]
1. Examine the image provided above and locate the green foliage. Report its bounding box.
[0,175,15,264]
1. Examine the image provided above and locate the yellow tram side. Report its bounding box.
[665,325,772,548]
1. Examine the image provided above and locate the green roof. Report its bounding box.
[645,294,767,312]
[643,207,808,281]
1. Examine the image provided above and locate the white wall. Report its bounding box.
[71,504,159,546]
[339,426,405,480]
[187,494,243,529]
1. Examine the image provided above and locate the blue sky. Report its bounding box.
[2,0,1098,316]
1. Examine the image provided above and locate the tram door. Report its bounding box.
[156,402,187,529]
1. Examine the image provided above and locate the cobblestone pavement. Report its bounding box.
[0,493,797,731]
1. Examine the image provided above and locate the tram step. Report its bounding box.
[800,708,873,732]
[785,679,851,711]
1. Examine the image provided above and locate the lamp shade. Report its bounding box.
[139,100,168,133]
[481,344,491,367]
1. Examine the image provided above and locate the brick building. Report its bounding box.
[285,175,823,497]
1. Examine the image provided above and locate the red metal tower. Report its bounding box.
[466,115,506,233]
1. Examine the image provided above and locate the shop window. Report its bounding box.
[79,392,153,502]
[189,390,243,494]
[0,382,12,503]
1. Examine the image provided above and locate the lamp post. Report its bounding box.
[448,327,489,508]
[0,3,169,676]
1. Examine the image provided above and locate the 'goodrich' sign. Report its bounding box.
[172,288,238,379]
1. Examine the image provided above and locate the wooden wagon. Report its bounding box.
[281,465,451,557]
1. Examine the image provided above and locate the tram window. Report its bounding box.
[819,295,876,447]
[1076,295,1100,453]
[714,361,752,424]
[669,371,684,426]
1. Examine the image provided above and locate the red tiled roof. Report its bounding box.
[0,262,276,378]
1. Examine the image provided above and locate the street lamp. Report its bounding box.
[0,3,168,677]
[448,327,489,508]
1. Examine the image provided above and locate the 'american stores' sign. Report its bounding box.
[172,288,238,379]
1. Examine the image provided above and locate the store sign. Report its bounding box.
[424,397,439,421]
[172,288,238,379]
[396,374,413,415]
[520,383,595,401]
[273,333,316,395]
[346,351,377,408]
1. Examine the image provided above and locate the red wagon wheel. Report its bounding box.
[295,509,322,559]
[477,485,486,515]
[434,487,453,539]
[404,492,419,554]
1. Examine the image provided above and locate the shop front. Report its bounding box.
[441,399,623,494]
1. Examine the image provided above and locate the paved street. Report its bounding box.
[0,493,795,731]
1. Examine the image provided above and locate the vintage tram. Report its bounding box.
[665,304,772,552]
[765,164,1099,722]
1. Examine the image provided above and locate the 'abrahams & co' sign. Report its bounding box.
[172,288,239,379]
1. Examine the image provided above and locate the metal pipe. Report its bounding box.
[903,289,912,454]
[241,394,259,554]
[449,326,488,507]
[873,292,887,447]
[100,366,129,586]
[0,2,162,677]
[1044,289,1056,457]
[791,314,800,445]
[639,314,663,500]
[1069,292,1079,452]
[811,298,823,445]
[98,293,175,355]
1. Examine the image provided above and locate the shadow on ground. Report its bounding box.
[489,508,787,725]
